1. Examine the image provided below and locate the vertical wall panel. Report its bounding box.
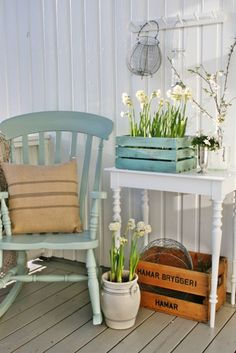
[0,1,9,118]
[3,0,21,116]
[99,0,116,263]
[43,0,58,109]
[56,0,72,109]
[182,0,201,251]
[29,0,45,111]
[16,0,32,114]
[84,0,100,112]
[70,0,86,111]
[0,0,235,268]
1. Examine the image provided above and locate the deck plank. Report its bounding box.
[72,308,155,353]
[46,320,107,353]
[0,282,87,340]
[139,317,197,353]
[0,291,90,353]
[204,312,236,353]
[107,312,176,353]
[172,306,235,353]
[0,269,74,322]
[76,311,173,353]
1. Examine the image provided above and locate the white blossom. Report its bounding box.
[109,222,121,232]
[118,236,128,246]
[151,90,161,99]
[144,224,152,234]
[203,139,211,146]
[127,218,136,230]
[136,221,145,231]
[122,93,133,106]
[135,90,145,99]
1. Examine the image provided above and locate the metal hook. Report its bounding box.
[161,16,167,26]
[176,13,184,26]
[194,12,199,22]
[211,10,217,19]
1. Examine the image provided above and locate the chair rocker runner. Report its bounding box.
[0,111,113,325]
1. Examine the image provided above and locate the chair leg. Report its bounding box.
[86,249,102,325]
[0,281,23,318]
[0,250,27,318]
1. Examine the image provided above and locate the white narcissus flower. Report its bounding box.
[120,111,125,118]
[172,84,183,95]
[151,90,161,99]
[144,224,152,234]
[127,218,135,230]
[137,230,145,237]
[203,139,211,146]
[159,98,164,107]
[183,87,192,100]
[136,221,145,231]
[109,222,121,232]
[122,93,133,106]
[135,90,145,99]
[122,92,128,103]
[118,236,128,246]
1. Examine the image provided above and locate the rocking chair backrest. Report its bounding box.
[0,111,113,226]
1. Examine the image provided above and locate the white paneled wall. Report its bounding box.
[0,0,236,280]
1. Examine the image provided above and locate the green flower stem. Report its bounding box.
[117,244,124,282]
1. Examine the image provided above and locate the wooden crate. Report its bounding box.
[136,252,227,323]
[115,136,196,173]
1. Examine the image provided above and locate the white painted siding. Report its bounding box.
[0,0,236,286]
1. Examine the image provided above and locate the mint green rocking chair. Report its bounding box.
[0,111,113,325]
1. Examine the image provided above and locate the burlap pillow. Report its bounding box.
[1,160,82,234]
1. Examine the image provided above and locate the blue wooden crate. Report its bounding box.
[115,136,197,173]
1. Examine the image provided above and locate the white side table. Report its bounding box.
[105,167,236,328]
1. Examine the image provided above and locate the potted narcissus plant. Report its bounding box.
[116,87,196,173]
[101,218,151,329]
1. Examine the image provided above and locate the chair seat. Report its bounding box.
[0,231,98,251]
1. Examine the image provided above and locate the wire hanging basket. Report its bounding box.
[140,238,193,269]
[127,20,162,77]
[139,238,193,299]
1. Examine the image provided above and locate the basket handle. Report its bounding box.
[137,20,159,41]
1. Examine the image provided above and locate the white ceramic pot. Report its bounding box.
[101,271,141,329]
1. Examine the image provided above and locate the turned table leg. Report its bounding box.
[112,187,121,247]
[209,200,223,328]
[231,191,236,305]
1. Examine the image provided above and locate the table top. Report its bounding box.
[105,167,236,200]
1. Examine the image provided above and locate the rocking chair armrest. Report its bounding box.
[90,191,107,200]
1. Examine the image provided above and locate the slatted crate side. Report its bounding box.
[115,135,197,173]
[137,260,209,297]
[116,156,196,173]
[140,291,210,322]
[136,253,227,322]
[116,146,195,161]
[116,136,193,149]
[137,255,227,297]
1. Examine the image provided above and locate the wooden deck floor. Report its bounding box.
[0,258,236,353]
